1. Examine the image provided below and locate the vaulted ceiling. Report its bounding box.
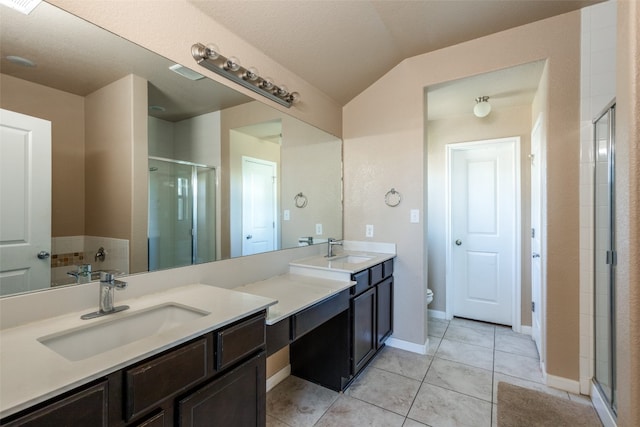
[190,0,601,106]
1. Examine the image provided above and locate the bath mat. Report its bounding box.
[497,382,602,427]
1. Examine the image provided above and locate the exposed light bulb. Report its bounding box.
[224,56,241,72]
[260,77,274,90]
[244,66,259,81]
[473,96,491,118]
[205,43,220,60]
[288,92,301,104]
[275,85,289,97]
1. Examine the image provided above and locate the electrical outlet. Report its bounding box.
[410,209,420,223]
[315,224,323,235]
[366,224,374,237]
[283,210,290,221]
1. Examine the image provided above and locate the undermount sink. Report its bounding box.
[38,303,209,361]
[330,255,374,264]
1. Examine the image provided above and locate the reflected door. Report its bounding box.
[241,156,277,256]
[593,102,616,413]
[0,109,51,295]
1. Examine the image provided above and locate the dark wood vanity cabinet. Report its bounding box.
[289,258,394,392]
[1,311,267,427]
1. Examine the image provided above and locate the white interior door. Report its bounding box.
[449,138,519,326]
[531,117,543,358]
[241,156,277,256]
[0,109,51,295]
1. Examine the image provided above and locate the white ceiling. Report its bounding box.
[190,0,600,106]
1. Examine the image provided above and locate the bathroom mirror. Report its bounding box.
[0,2,342,296]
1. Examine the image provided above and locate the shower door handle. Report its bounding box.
[246,235,253,240]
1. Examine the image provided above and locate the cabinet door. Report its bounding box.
[352,287,377,374]
[2,381,108,427]
[178,352,266,427]
[376,277,393,347]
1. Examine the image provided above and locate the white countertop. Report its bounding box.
[234,274,354,325]
[0,284,276,418]
[288,248,396,282]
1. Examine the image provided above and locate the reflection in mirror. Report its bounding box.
[0,2,342,297]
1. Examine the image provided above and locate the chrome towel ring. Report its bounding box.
[294,192,308,208]
[385,188,401,207]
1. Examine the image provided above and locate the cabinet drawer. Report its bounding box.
[216,313,265,371]
[2,380,108,427]
[133,411,167,427]
[351,269,370,295]
[266,318,291,357]
[382,259,394,279]
[370,263,384,285]
[292,289,349,340]
[125,338,209,421]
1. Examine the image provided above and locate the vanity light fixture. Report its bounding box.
[191,42,300,108]
[473,96,491,118]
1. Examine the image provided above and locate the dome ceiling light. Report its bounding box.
[473,96,491,118]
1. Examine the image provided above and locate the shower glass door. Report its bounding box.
[148,157,216,271]
[593,101,616,414]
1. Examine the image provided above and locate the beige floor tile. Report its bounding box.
[444,324,495,349]
[494,350,544,383]
[370,346,433,381]
[427,336,442,356]
[495,331,539,358]
[403,418,429,427]
[428,319,448,338]
[266,375,339,427]
[568,392,595,406]
[408,383,492,427]
[425,357,493,402]
[450,317,496,333]
[315,395,405,427]
[436,338,494,371]
[346,367,421,416]
[266,415,291,427]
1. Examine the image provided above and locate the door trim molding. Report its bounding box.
[444,137,522,332]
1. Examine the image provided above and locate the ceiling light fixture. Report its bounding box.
[0,0,42,15]
[473,96,491,118]
[191,42,300,108]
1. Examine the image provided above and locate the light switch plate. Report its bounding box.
[366,224,374,237]
[410,209,420,223]
[283,209,290,221]
[315,224,323,235]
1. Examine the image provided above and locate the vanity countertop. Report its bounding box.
[234,274,355,325]
[0,284,276,419]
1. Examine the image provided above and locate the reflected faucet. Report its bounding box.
[81,272,129,320]
[326,238,342,258]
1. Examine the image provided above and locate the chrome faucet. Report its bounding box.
[81,272,129,320]
[326,238,342,258]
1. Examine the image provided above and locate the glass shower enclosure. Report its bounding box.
[148,157,216,271]
[593,101,616,415]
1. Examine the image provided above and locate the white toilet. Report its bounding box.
[426,288,434,306]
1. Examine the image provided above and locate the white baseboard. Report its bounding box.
[520,325,532,335]
[385,336,428,355]
[591,381,617,427]
[546,374,580,394]
[428,309,446,320]
[266,364,291,392]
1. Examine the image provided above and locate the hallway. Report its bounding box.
[266,317,593,426]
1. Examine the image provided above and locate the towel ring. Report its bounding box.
[385,188,401,207]
[294,192,308,208]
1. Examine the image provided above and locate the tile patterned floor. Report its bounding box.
[266,317,595,427]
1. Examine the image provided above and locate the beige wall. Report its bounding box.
[427,104,533,326]
[84,74,148,273]
[344,12,581,380]
[615,1,640,425]
[48,0,342,138]
[0,74,85,237]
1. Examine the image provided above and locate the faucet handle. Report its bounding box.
[100,271,115,283]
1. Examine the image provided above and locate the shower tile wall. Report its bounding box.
[579,0,617,394]
[51,236,129,286]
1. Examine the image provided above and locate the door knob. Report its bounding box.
[455,239,462,246]
[532,253,541,258]
[37,251,50,260]
[246,235,253,240]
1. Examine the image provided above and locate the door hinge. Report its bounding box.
[531,228,535,238]
[531,301,535,312]
[606,250,618,265]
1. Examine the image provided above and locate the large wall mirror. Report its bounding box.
[0,2,342,297]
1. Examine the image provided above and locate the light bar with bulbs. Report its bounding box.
[191,42,300,108]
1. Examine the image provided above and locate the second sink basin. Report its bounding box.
[330,255,374,264]
[38,303,209,361]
